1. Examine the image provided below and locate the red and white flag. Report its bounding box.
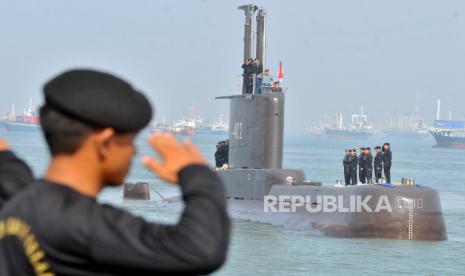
[278,61,284,82]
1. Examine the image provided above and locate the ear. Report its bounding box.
[95,128,115,161]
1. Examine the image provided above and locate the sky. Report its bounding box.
[0,0,464,134]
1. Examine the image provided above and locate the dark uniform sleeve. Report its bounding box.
[384,150,392,166]
[0,151,33,208]
[88,164,230,274]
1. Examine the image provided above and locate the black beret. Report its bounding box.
[43,69,153,132]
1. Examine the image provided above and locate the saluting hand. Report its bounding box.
[0,139,9,151]
[142,133,207,184]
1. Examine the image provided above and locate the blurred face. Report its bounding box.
[351,151,356,156]
[376,149,381,153]
[384,144,389,150]
[101,132,137,186]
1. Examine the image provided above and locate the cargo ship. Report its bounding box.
[1,98,40,132]
[428,99,465,149]
[324,108,374,140]
[150,115,228,136]
[306,126,324,138]
[383,114,429,139]
[149,119,195,136]
[210,115,229,135]
[430,120,465,149]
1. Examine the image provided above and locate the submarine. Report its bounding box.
[214,4,446,241]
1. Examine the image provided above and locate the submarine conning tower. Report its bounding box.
[217,93,284,170]
[224,4,282,170]
[216,4,306,200]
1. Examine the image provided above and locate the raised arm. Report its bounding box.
[0,139,34,208]
[89,134,230,274]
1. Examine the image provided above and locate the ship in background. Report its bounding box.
[305,115,331,138]
[383,113,429,139]
[429,99,465,149]
[149,118,196,135]
[149,115,228,136]
[210,115,229,135]
[0,98,40,132]
[324,107,374,140]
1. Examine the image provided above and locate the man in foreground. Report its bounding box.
[0,140,33,208]
[0,69,230,275]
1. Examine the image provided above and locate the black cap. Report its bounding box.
[375,146,381,149]
[360,147,366,150]
[383,142,390,146]
[43,69,153,132]
[366,147,371,151]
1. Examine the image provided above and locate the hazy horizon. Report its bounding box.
[1,0,465,134]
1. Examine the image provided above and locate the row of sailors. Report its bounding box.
[343,143,392,185]
[214,140,229,170]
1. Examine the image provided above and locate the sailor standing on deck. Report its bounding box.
[0,69,230,275]
[382,143,392,183]
[342,149,351,185]
[364,147,373,183]
[215,142,225,168]
[374,146,383,181]
[254,59,263,94]
[242,58,255,94]
[349,149,358,185]
[358,148,366,184]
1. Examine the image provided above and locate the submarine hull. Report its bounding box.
[218,169,447,241]
[226,197,446,240]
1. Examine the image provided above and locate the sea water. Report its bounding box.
[1,128,464,275]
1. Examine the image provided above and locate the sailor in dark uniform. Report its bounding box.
[215,142,225,168]
[342,149,351,185]
[223,140,229,166]
[364,147,373,183]
[242,58,255,94]
[358,148,366,184]
[0,69,230,275]
[382,142,392,183]
[349,149,358,185]
[374,146,383,181]
[0,140,34,209]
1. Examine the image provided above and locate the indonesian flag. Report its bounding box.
[278,61,284,82]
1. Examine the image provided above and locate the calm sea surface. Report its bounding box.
[1,128,464,275]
